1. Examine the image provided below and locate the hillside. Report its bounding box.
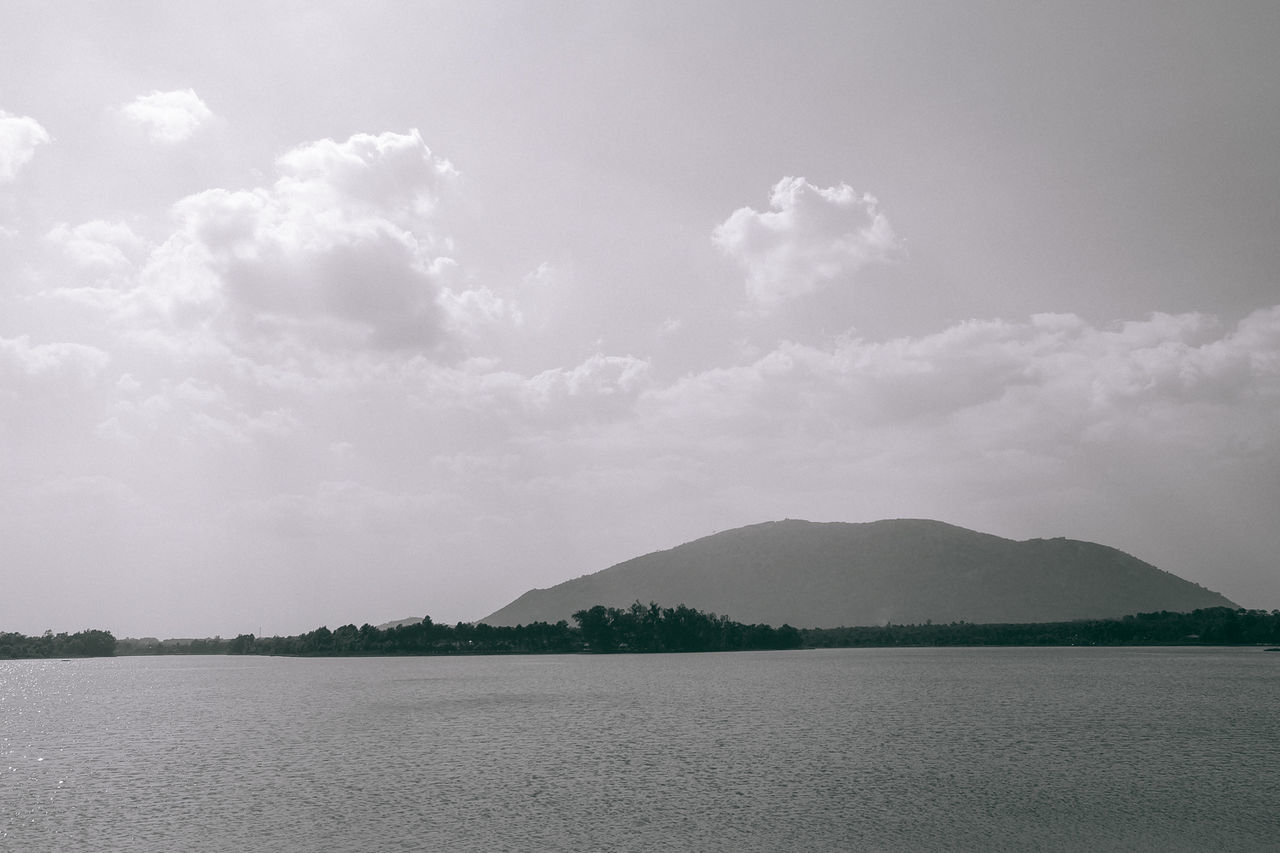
[376,616,427,630]
[480,519,1237,628]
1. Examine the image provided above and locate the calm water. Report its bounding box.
[2,647,1278,852]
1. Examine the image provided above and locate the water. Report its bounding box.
[2,647,1278,852]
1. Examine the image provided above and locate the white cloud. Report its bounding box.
[121,89,214,144]
[463,305,1271,602]
[439,282,522,339]
[0,335,109,387]
[713,176,900,308]
[274,128,457,217]
[143,129,493,357]
[647,307,1280,442]
[47,220,146,272]
[0,336,111,453]
[523,353,650,415]
[6,113,1277,633]
[0,110,50,181]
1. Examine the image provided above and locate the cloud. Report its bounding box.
[650,307,1280,441]
[121,89,214,144]
[713,176,900,308]
[134,129,512,358]
[7,112,1278,631]
[522,353,650,419]
[0,335,111,451]
[47,220,147,273]
[0,335,110,388]
[0,110,51,181]
[438,281,522,340]
[274,129,456,217]
[457,304,1271,600]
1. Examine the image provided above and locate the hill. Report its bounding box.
[480,519,1237,628]
[376,616,428,630]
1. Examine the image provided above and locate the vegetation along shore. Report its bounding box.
[4,605,1280,660]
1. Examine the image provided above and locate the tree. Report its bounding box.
[228,634,256,654]
[573,605,617,651]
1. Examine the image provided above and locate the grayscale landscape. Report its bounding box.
[3,2,1279,850]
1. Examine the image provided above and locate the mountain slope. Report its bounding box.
[480,519,1237,627]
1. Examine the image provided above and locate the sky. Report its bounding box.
[2,1,1278,638]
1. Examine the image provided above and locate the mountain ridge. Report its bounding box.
[480,518,1236,627]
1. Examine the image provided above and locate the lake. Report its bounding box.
[3,647,1278,851]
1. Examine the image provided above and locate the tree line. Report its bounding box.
[5,606,1279,660]
[225,602,803,656]
[115,636,235,655]
[571,602,803,652]
[0,629,117,659]
[801,607,1280,648]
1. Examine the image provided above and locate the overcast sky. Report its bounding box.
[2,1,1278,637]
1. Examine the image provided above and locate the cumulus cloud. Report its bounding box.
[524,353,650,414]
[713,176,900,308]
[407,306,1280,564]
[666,308,1277,423]
[6,114,1277,631]
[0,335,110,388]
[439,282,522,339]
[274,129,456,217]
[389,352,652,433]
[0,110,50,181]
[475,304,1267,596]
[121,89,214,144]
[134,129,510,357]
[47,220,147,273]
[0,336,112,459]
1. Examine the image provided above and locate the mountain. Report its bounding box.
[376,616,427,630]
[480,519,1237,628]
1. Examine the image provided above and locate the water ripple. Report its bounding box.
[2,648,1278,851]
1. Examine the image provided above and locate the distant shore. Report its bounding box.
[5,606,1279,661]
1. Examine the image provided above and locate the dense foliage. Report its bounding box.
[571,602,802,652]
[802,607,1280,647]
[232,616,580,656]
[226,602,802,656]
[7,606,1276,661]
[116,637,233,655]
[0,629,117,659]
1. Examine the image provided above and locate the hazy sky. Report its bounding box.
[3,1,1278,637]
